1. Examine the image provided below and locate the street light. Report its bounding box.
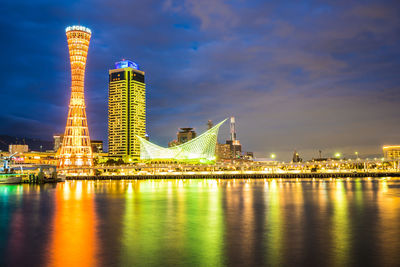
[271,153,276,160]
[355,151,359,160]
[335,153,341,159]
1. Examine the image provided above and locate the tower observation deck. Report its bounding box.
[58,25,93,170]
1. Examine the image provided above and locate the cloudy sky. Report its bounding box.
[0,0,399,160]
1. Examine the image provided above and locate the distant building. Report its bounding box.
[226,117,242,158]
[292,150,302,163]
[226,140,242,158]
[91,140,103,153]
[216,143,231,160]
[243,152,254,160]
[168,128,197,147]
[108,59,146,161]
[53,133,64,152]
[177,128,196,144]
[168,140,179,147]
[383,145,400,159]
[207,120,213,130]
[9,144,29,154]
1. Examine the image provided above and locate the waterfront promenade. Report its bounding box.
[66,170,400,180]
[14,158,400,180]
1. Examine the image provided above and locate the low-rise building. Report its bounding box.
[91,140,103,153]
[53,133,64,152]
[383,145,400,159]
[177,128,196,144]
[9,144,29,154]
[216,143,231,160]
[13,151,57,165]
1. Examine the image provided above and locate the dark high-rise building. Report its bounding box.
[91,140,103,153]
[216,143,231,160]
[292,150,302,163]
[177,128,196,144]
[207,120,213,130]
[226,116,242,158]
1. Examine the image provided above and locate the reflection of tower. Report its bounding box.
[58,26,93,170]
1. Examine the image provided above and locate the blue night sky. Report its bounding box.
[0,0,399,160]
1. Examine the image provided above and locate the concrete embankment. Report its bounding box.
[66,172,400,180]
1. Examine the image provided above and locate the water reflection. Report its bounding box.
[331,180,351,266]
[265,180,283,266]
[48,181,98,267]
[0,179,399,266]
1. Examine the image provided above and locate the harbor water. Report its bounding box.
[1,178,400,266]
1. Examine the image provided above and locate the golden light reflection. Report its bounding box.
[265,180,283,266]
[378,179,400,266]
[48,181,98,267]
[331,180,350,266]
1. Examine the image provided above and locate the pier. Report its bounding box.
[66,171,400,180]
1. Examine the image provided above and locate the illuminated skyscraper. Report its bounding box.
[58,25,93,170]
[108,60,146,161]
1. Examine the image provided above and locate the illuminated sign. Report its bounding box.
[65,25,91,34]
[115,60,139,70]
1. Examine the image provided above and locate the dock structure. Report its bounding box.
[66,171,400,180]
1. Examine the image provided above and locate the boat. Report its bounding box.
[0,174,22,184]
[0,153,22,184]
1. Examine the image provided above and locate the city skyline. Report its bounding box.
[1,0,400,160]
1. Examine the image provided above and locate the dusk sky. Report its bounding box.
[1,0,399,160]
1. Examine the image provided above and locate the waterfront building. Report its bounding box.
[108,60,146,162]
[138,119,226,163]
[9,144,28,154]
[243,151,254,160]
[216,143,231,160]
[292,150,302,163]
[14,151,57,165]
[91,140,103,153]
[383,145,400,159]
[58,25,93,170]
[53,133,64,152]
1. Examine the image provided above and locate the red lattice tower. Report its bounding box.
[58,26,93,170]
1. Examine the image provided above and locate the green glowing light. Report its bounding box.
[137,119,227,163]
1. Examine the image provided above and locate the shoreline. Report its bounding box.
[66,172,400,180]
